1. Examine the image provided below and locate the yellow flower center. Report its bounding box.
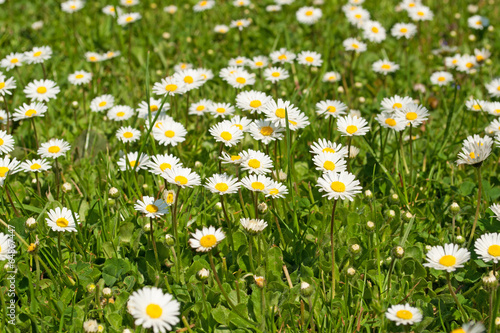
[37,86,47,94]
[323,161,335,171]
[497,86,500,91]
[385,118,396,127]
[275,108,286,118]
[328,76,336,80]
[255,61,263,66]
[165,84,178,91]
[196,105,205,111]
[248,159,261,169]
[215,183,229,192]
[236,59,244,64]
[48,146,61,153]
[488,245,500,257]
[278,54,287,60]
[393,102,402,109]
[477,55,484,61]
[327,106,336,113]
[305,56,314,63]
[166,193,174,203]
[400,27,408,33]
[371,27,379,33]
[438,76,445,82]
[231,155,241,161]
[123,132,133,138]
[200,234,217,248]
[90,56,97,61]
[346,125,358,134]
[236,77,246,84]
[473,104,481,110]
[271,72,280,77]
[233,124,243,130]
[466,62,473,68]
[146,304,163,319]
[248,100,262,109]
[175,175,188,185]
[417,11,424,16]
[200,1,208,6]
[0,82,5,89]
[260,126,274,136]
[164,130,175,138]
[469,152,476,159]
[184,76,194,84]
[10,58,18,64]
[30,163,41,170]
[99,101,107,107]
[251,181,265,190]
[126,16,134,22]
[406,112,418,120]
[220,131,232,141]
[305,10,313,16]
[216,107,226,113]
[236,21,244,26]
[116,112,125,117]
[56,217,69,228]
[0,138,3,146]
[160,163,171,171]
[129,160,137,167]
[75,74,84,79]
[451,329,466,333]
[0,166,9,177]
[150,105,158,111]
[395,310,413,320]
[381,64,391,69]
[330,181,345,192]
[25,109,37,117]
[439,255,456,267]
[352,43,359,49]
[355,14,361,19]
[322,147,335,153]
[145,204,158,213]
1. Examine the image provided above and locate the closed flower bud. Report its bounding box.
[450,30,457,37]
[390,193,399,203]
[393,246,405,258]
[142,183,149,190]
[456,235,465,244]
[254,275,265,288]
[107,198,116,206]
[454,13,461,19]
[337,86,344,93]
[350,244,361,255]
[358,97,365,104]
[87,283,96,293]
[364,190,373,200]
[195,161,203,169]
[102,287,112,298]
[26,217,37,230]
[165,234,175,246]
[197,268,210,281]
[450,202,460,215]
[347,267,356,276]
[72,101,79,109]
[366,221,375,231]
[468,34,476,42]
[496,317,500,326]
[258,202,268,213]
[425,245,432,251]
[83,320,99,333]
[300,281,313,297]
[143,223,151,232]
[482,271,498,290]
[123,329,133,333]
[62,182,72,193]
[109,187,120,198]
[355,82,363,88]
[402,211,413,222]
[387,210,396,220]
[215,202,223,212]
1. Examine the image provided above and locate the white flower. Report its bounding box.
[148,154,181,175]
[107,105,135,121]
[90,95,114,112]
[153,77,186,96]
[375,113,406,131]
[362,20,386,43]
[310,139,348,157]
[117,12,142,26]
[38,138,71,159]
[490,204,500,222]
[1,52,24,70]
[385,304,422,326]
[117,152,150,171]
[372,59,399,75]
[85,52,104,63]
[24,79,60,102]
[456,55,477,73]
[193,0,215,12]
[219,152,244,165]
[164,5,177,14]
[316,170,362,201]
[189,99,212,116]
[204,173,241,195]
[209,121,244,147]
[229,115,252,132]
[230,18,251,30]
[173,69,204,91]
[61,0,84,13]
[391,23,417,39]
[46,207,79,232]
[152,121,187,147]
[240,218,267,234]
[263,67,290,83]
[466,99,488,112]
[116,126,141,143]
[269,48,296,64]
[394,103,429,127]
[229,56,249,67]
[468,15,487,30]
[248,120,284,144]
[19,158,52,173]
[297,51,323,67]
[485,78,500,98]
[316,100,347,118]
[214,24,230,34]
[313,152,347,174]
[423,243,470,272]
[68,70,92,85]
[0,130,14,155]
[24,46,52,64]
[248,56,269,69]
[0,156,20,184]
[240,149,273,174]
[430,71,453,86]
[337,115,370,136]
[264,180,288,198]
[241,174,273,192]
[262,98,300,127]
[475,233,500,264]
[13,102,47,121]
[380,95,413,113]
[323,71,341,83]
[163,167,201,188]
[296,6,322,25]
[456,134,492,166]
[208,102,235,118]
[134,197,169,218]
[342,38,367,53]
[408,5,433,21]
[236,90,272,114]
[221,68,255,88]
[189,226,225,252]
[137,98,170,118]
[0,74,16,96]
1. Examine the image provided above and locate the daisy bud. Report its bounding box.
[87,283,96,294]
[454,13,460,19]
[197,268,210,281]
[109,187,120,198]
[165,234,175,247]
[347,267,356,276]
[482,271,498,290]
[186,37,192,43]
[107,198,116,206]
[393,246,405,259]
[349,146,360,158]
[488,25,494,32]
[496,317,500,326]
[300,281,313,297]
[23,195,31,204]
[31,178,38,187]
[258,202,268,213]
[425,245,432,251]
[388,209,396,220]
[207,49,214,55]
[62,182,72,193]
[468,34,476,42]
[349,244,361,255]
[385,256,392,264]
[450,30,457,37]
[358,97,365,104]
[83,320,99,333]
[142,183,149,190]
[337,86,344,93]
[72,101,79,109]
[365,189,373,200]
[366,221,375,231]
[195,161,203,168]
[254,275,265,288]
[123,329,133,333]
[456,235,465,244]
[402,211,413,222]
[25,217,37,230]
[32,21,44,30]
[450,202,460,215]
[143,223,151,232]
[162,32,171,40]
[27,242,38,254]
[278,170,287,181]
[355,82,363,88]
[467,5,478,13]
[215,202,223,212]
[390,193,399,203]
[102,287,112,298]
[486,59,492,65]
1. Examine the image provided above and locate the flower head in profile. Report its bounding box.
[189,226,225,252]
[270,48,296,64]
[134,197,169,218]
[423,243,470,272]
[20,159,51,173]
[117,152,150,172]
[0,156,20,185]
[46,207,79,232]
[456,135,492,166]
[230,18,251,30]
[0,130,15,155]
[1,52,24,70]
[24,46,52,64]
[61,0,84,13]
[297,51,322,67]
[68,70,92,85]
[310,139,348,157]
[475,233,500,264]
[240,218,268,234]
[209,121,243,147]
[372,59,399,75]
[13,102,47,121]
[90,95,114,112]
[117,12,142,26]
[152,121,187,147]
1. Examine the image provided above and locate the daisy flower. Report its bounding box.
[391,23,417,39]
[61,0,84,13]
[372,59,399,75]
[1,52,24,70]
[174,62,193,72]
[19,158,51,173]
[423,243,470,272]
[296,6,322,25]
[337,115,370,136]
[375,113,406,131]
[486,102,500,116]
[240,174,273,192]
[263,98,300,127]
[137,98,169,118]
[287,111,310,131]
[240,218,268,234]
[127,287,180,333]
[103,51,120,60]
[0,233,13,261]
[220,152,243,165]
[146,114,175,130]
[450,322,485,333]
[385,304,423,326]
[323,71,341,83]
[408,5,434,21]
[270,48,296,64]
[102,5,119,16]
[490,204,500,221]
[193,0,215,12]
[0,74,16,96]
[264,180,288,198]
[116,126,141,143]
[229,56,249,67]
[90,94,114,112]
[204,173,241,195]
[148,154,181,175]
[249,120,284,144]
[117,12,142,26]
[380,95,413,113]
[24,79,60,102]
[475,233,500,264]
[117,152,150,171]
[209,121,244,147]
[346,7,370,27]
[38,138,71,159]
[297,51,322,67]
[362,20,386,43]
[121,0,139,6]
[313,152,347,174]
[0,110,6,124]
[164,5,177,14]
[400,0,422,11]
[316,100,347,118]
[235,90,272,114]
[85,52,104,63]
[68,70,92,85]
[394,103,429,127]
[230,18,251,30]
[222,68,256,89]
[214,25,230,34]
[173,69,204,91]
[46,207,79,232]
[310,139,348,157]
[233,0,250,7]
[163,167,201,188]
[474,48,490,63]
[485,78,500,98]
[468,15,487,30]
[240,150,273,174]
[189,99,212,116]
[107,105,134,121]
[343,38,367,53]
[445,53,462,68]
[456,55,477,73]
[430,71,453,86]
[0,130,14,155]
[263,67,290,83]
[152,121,187,147]
[135,197,169,218]
[316,170,362,201]
[465,99,487,112]
[457,135,492,166]
[198,68,214,81]
[189,226,225,252]
[24,46,52,64]
[248,56,269,69]
[229,115,252,132]
[0,156,20,185]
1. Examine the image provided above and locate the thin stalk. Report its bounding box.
[446,272,468,320]
[220,195,235,253]
[150,217,160,271]
[468,166,482,247]
[248,235,256,273]
[55,158,61,201]
[409,124,413,186]
[172,186,182,275]
[31,118,39,148]
[330,200,338,302]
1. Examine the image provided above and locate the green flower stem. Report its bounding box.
[468,166,482,247]
[220,195,235,253]
[330,200,338,302]
[446,272,468,321]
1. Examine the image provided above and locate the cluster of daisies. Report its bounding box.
[0,46,52,71]
[374,95,429,133]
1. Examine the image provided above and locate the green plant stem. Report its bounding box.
[446,272,468,320]
[330,200,338,303]
[248,235,256,273]
[172,186,182,278]
[220,195,235,253]
[468,166,482,247]
[150,217,160,271]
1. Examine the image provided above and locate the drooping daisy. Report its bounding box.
[38,139,71,159]
[430,71,453,86]
[116,126,141,143]
[198,68,214,81]
[117,12,142,26]
[209,121,244,147]
[263,67,290,83]
[173,69,204,92]
[323,71,341,83]
[230,18,251,30]
[229,115,252,132]
[375,112,406,131]
[24,79,60,102]
[342,38,367,53]
[313,152,347,174]
[220,151,244,165]
[485,79,500,98]
[362,20,386,43]
[0,130,14,155]
[1,52,24,70]
[310,139,349,157]
[456,135,492,166]
[337,115,370,136]
[68,70,92,85]
[316,100,347,118]
[24,46,52,64]
[372,59,399,75]
[240,149,273,174]
[391,23,417,39]
[380,95,413,113]
[248,120,284,144]
[394,103,429,127]
[90,94,114,112]
[316,170,362,201]
[85,52,104,63]
[263,98,300,127]
[19,158,51,173]
[148,154,181,175]
[423,243,470,272]
[127,287,180,333]
[475,233,500,264]
[189,99,212,116]
[152,121,187,147]
[465,99,487,112]
[385,304,423,326]
[107,105,134,121]
[163,167,201,188]
[214,24,230,34]
[270,48,296,64]
[134,197,169,218]
[408,5,434,21]
[468,15,487,30]
[13,102,47,121]
[137,98,169,118]
[235,90,272,114]
[240,174,273,192]
[117,152,150,171]
[46,207,79,232]
[248,56,269,69]
[296,6,322,25]
[0,74,16,96]
[204,173,241,195]
[189,226,225,252]
[286,111,310,131]
[297,51,323,67]
[193,0,215,12]
[240,218,268,234]
[264,180,288,198]
[0,156,20,184]
[61,0,84,13]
